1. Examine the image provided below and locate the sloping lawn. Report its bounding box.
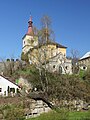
[69,111,90,120]
[27,110,90,120]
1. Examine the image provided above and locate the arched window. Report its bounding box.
[0,88,2,92]
[83,66,86,70]
[59,66,62,73]
[53,65,56,68]
[65,66,68,70]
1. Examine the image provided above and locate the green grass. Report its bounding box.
[69,111,90,120]
[27,110,90,120]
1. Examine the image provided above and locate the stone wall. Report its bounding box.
[25,100,51,119]
[53,99,90,111]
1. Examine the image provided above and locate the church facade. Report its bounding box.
[22,16,72,74]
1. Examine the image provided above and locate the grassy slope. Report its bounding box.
[27,111,90,120]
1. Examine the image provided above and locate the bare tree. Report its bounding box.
[24,15,57,109]
[38,15,55,44]
[0,58,22,77]
[20,15,72,110]
[71,49,79,74]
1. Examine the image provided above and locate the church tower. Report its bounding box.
[22,16,38,54]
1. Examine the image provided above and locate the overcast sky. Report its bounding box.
[0,0,90,59]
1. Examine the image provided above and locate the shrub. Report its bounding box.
[79,69,85,79]
[4,107,25,120]
[0,104,25,120]
[83,68,90,83]
[21,52,29,63]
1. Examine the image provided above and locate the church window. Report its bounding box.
[59,66,62,73]
[0,88,2,92]
[56,45,59,48]
[65,66,68,70]
[24,41,25,44]
[83,66,86,70]
[53,65,56,68]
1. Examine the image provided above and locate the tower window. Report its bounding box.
[24,41,25,44]
[31,39,34,44]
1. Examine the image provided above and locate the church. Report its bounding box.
[22,16,72,74]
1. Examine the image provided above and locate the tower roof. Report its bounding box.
[27,16,34,36]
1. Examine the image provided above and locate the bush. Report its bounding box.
[0,104,25,120]
[79,69,85,79]
[46,73,90,102]
[21,52,29,63]
[5,107,25,120]
[83,68,90,83]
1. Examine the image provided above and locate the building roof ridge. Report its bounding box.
[0,75,20,88]
[80,51,90,60]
